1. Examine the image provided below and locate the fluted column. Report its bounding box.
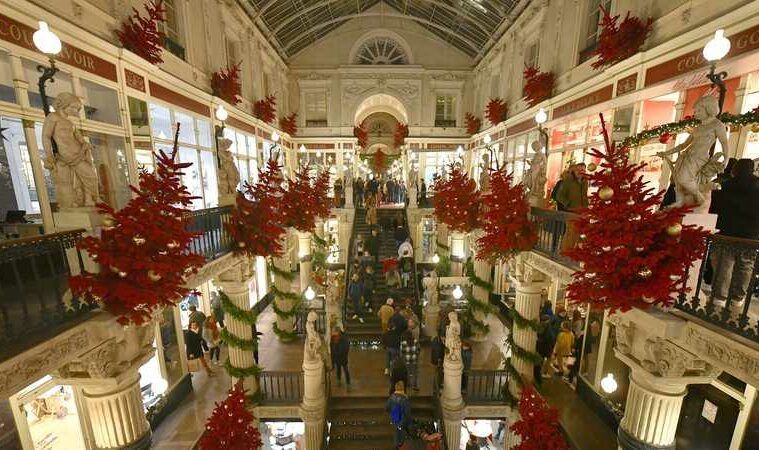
[470,257,492,342]
[81,371,151,449]
[273,253,297,338]
[443,410,464,450]
[449,231,466,276]
[510,282,542,385]
[298,231,313,292]
[442,352,464,450]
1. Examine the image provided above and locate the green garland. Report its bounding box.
[507,332,544,366]
[219,291,261,378]
[466,261,494,292]
[621,107,759,148]
[313,234,328,248]
[312,250,327,269]
[270,284,302,303]
[271,294,300,318]
[269,262,296,281]
[220,328,257,350]
[272,322,299,341]
[435,253,451,277]
[220,291,257,324]
[223,358,262,378]
[509,308,540,332]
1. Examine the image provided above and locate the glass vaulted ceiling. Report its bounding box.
[243,0,522,61]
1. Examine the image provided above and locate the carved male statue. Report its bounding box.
[657,95,728,209]
[41,92,100,208]
[217,138,241,196]
[422,270,439,307]
[445,311,461,361]
[479,153,490,191]
[523,141,547,206]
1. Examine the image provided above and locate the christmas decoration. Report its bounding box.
[598,186,614,200]
[393,123,409,148]
[69,126,204,325]
[587,162,597,172]
[253,94,277,124]
[463,261,498,335]
[280,165,328,232]
[465,113,482,135]
[219,291,262,374]
[199,381,262,450]
[115,0,166,64]
[312,169,332,220]
[523,66,554,107]
[353,121,369,149]
[476,168,537,262]
[278,112,298,136]
[563,113,710,313]
[485,98,508,126]
[510,386,568,450]
[371,151,389,173]
[432,164,481,233]
[226,158,286,258]
[592,7,653,70]
[211,63,242,105]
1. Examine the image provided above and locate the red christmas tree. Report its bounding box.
[592,7,653,69]
[199,381,262,450]
[281,165,323,232]
[69,126,204,325]
[253,94,277,124]
[279,112,298,136]
[523,66,554,107]
[393,123,409,148]
[465,113,481,135]
[510,386,568,450]
[211,63,242,105]
[226,158,287,257]
[312,169,332,220]
[372,150,388,173]
[432,164,481,233]
[115,0,166,64]
[353,121,369,148]
[477,168,536,261]
[564,114,709,312]
[485,98,508,126]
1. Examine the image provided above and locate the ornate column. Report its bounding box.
[216,258,259,391]
[301,313,327,450]
[449,231,466,276]
[298,230,313,292]
[469,237,493,342]
[437,223,449,257]
[273,233,298,339]
[441,311,464,450]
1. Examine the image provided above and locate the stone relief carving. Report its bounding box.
[685,327,759,383]
[184,252,240,289]
[614,320,635,356]
[392,82,419,98]
[642,338,710,377]
[521,251,575,283]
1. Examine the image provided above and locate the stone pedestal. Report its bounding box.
[442,355,464,410]
[218,193,236,207]
[301,350,326,450]
[423,304,440,338]
[443,411,464,450]
[55,207,105,273]
[449,232,466,277]
[80,371,151,449]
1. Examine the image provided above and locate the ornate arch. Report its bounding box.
[348,30,415,66]
[353,92,409,126]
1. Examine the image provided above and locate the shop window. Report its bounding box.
[178,146,203,209]
[0,118,39,216]
[197,119,212,148]
[22,59,74,112]
[579,0,611,63]
[138,343,166,409]
[87,133,131,209]
[149,103,173,140]
[595,321,630,416]
[0,50,16,104]
[305,92,328,127]
[435,95,457,127]
[135,144,155,173]
[612,105,634,140]
[683,77,740,116]
[200,150,218,208]
[158,308,183,387]
[174,111,196,145]
[128,97,150,137]
[79,79,121,126]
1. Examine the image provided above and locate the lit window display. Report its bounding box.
[15,377,85,450]
[158,308,184,387]
[138,345,168,409]
[0,117,41,216]
[460,419,505,449]
[260,421,305,450]
[422,151,455,188]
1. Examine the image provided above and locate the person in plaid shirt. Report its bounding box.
[400,330,421,392]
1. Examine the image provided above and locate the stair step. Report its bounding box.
[327,438,389,450]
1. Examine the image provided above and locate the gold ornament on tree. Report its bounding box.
[666,223,682,236]
[638,267,652,278]
[598,186,614,200]
[587,162,597,172]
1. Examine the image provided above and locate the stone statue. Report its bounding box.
[523,141,547,207]
[304,311,321,363]
[479,153,490,191]
[41,93,100,209]
[217,138,240,196]
[422,271,439,307]
[445,311,461,361]
[657,95,728,210]
[408,165,418,186]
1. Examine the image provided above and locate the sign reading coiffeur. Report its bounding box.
[0,14,117,82]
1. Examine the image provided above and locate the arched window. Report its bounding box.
[353,37,409,65]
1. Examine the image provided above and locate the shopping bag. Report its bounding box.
[187,357,201,372]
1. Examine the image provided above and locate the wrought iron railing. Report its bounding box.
[185,206,234,260]
[258,371,304,404]
[463,369,510,404]
[295,307,327,336]
[0,229,94,360]
[675,234,759,343]
[529,207,578,268]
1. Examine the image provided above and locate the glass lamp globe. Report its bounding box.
[271,131,280,142]
[452,285,463,300]
[33,21,62,56]
[601,373,618,394]
[703,29,731,62]
[304,286,316,301]
[299,144,306,152]
[215,105,228,122]
[456,145,465,158]
[316,150,322,157]
[152,377,169,396]
[483,135,492,145]
[432,253,440,264]
[535,108,548,125]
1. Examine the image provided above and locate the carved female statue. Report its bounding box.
[217,138,240,196]
[657,95,728,209]
[304,311,321,363]
[522,141,547,206]
[445,311,461,361]
[423,271,439,307]
[479,153,491,191]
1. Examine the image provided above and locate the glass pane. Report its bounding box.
[0,51,17,104]
[174,112,195,145]
[247,135,258,182]
[128,97,150,137]
[135,148,155,173]
[149,103,173,140]
[158,309,183,387]
[197,118,212,148]
[177,147,203,209]
[32,123,56,207]
[23,59,74,112]
[0,117,39,215]
[236,131,247,156]
[200,150,218,208]
[87,133,131,209]
[79,79,121,125]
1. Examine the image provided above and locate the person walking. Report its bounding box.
[330,327,351,386]
[363,264,376,313]
[536,315,554,379]
[400,330,420,392]
[387,381,412,450]
[210,291,224,328]
[461,341,473,393]
[557,163,588,251]
[378,298,395,332]
[348,272,365,323]
[389,357,409,395]
[431,334,445,388]
[384,326,402,375]
[390,305,409,335]
[419,180,427,207]
[386,265,402,293]
[355,178,365,208]
[184,321,214,376]
[203,314,222,365]
[552,321,575,378]
[367,227,380,261]
[188,305,206,332]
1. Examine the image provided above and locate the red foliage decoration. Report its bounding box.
[592,7,653,70]
[510,386,568,450]
[279,112,298,136]
[353,122,369,149]
[211,63,242,105]
[477,168,537,261]
[226,158,287,257]
[465,113,481,135]
[69,126,204,325]
[253,94,277,124]
[393,123,409,148]
[372,151,388,173]
[485,98,508,126]
[563,114,710,313]
[432,164,481,233]
[280,165,328,232]
[199,381,262,450]
[312,169,332,220]
[115,0,166,64]
[523,66,555,107]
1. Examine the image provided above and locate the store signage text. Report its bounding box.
[506,118,535,136]
[616,74,637,96]
[124,69,145,92]
[553,85,613,119]
[0,14,117,81]
[148,81,210,117]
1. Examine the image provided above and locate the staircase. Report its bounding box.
[328,396,436,450]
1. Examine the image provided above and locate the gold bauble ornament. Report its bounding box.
[133,235,146,245]
[147,270,162,282]
[666,223,682,236]
[638,267,652,279]
[587,162,597,172]
[751,123,759,133]
[598,186,614,200]
[238,242,246,248]
[102,217,115,228]
[167,241,179,249]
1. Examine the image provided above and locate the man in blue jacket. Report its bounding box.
[386,381,412,449]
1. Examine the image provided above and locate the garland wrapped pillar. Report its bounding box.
[298,231,313,293]
[470,255,493,342]
[272,246,299,341]
[449,231,466,276]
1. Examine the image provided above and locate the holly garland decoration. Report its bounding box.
[592,6,653,70]
[432,164,481,233]
[279,112,298,136]
[219,290,260,368]
[462,262,497,335]
[564,113,709,312]
[477,168,537,262]
[268,261,296,281]
[253,94,277,124]
[199,381,262,450]
[393,123,409,148]
[69,126,204,325]
[211,63,242,105]
[353,122,369,149]
[465,113,482,135]
[485,98,508,126]
[523,66,554,107]
[272,322,299,341]
[509,386,568,450]
[115,0,166,64]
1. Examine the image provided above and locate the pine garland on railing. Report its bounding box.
[507,332,544,366]
[219,290,261,378]
[220,328,257,350]
[268,262,296,281]
[272,322,299,341]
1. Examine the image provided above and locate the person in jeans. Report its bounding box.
[330,327,351,386]
[400,329,420,391]
[203,314,222,365]
[386,381,412,450]
[348,272,364,323]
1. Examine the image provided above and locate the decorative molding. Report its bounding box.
[521,251,574,283]
[642,338,711,378]
[608,315,635,356]
[464,405,511,418]
[183,252,241,288]
[683,325,759,386]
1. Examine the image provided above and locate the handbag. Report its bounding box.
[187,357,201,372]
[563,355,577,367]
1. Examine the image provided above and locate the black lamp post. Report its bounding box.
[702,29,732,114]
[32,21,62,116]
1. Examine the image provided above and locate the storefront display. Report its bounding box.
[260,421,305,450]
[14,377,85,450]
[459,419,504,450]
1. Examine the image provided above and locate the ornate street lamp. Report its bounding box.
[214,105,228,166]
[452,284,463,300]
[32,21,62,116]
[702,29,731,113]
[535,107,549,156]
[304,285,316,301]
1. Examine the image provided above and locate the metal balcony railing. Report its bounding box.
[463,369,510,404]
[529,207,579,268]
[185,205,234,260]
[258,371,304,404]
